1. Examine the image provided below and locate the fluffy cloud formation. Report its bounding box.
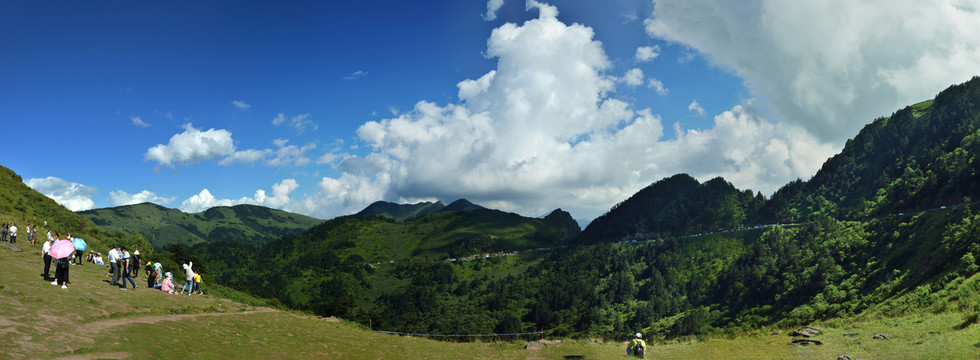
[688,100,705,116]
[296,1,834,220]
[647,77,668,95]
[483,0,505,21]
[144,123,235,168]
[179,179,300,213]
[635,45,660,62]
[645,0,980,142]
[24,177,98,211]
[108,190,176,206]
[620,68,645,86]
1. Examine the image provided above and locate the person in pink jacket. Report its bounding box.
[161,272,175,294]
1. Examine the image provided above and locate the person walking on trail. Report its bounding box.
[119,248,137,290]
[132,250,141,278]
[40,236,54,280]
[9,223,16,244]
[1,222,7,242]
[627,333,646,358]
[179,262,195,295]
[108,245,120,286]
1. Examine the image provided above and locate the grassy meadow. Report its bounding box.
[2,239,979,359]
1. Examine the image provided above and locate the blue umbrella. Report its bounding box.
[73,237,87,251]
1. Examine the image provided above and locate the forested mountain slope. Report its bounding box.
[193,206,581,323]
[580,174,766,243]
[761,76,980,222]
[355,200,447,221]
[79,202,323,248]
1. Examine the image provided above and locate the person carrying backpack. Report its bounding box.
[627,332,646,358]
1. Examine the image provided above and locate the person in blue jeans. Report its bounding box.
[119,247,137,290]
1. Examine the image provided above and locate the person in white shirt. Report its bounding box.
[9,224,16,244]
[108,246,120,286]
[41,236,54,279]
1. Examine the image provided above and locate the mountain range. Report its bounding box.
[2,76,979,340]
[78,202,323,248]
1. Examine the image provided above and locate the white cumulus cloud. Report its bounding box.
[635,45,660,62]
[291,1,832,221]
[688,100,705,116]
[647,77,668,95]
[620,68,645,86]
[24,177,98,211]
[645,0,980,142]
[483,0,505,21]
[144,123,236,168]
[108,190,176,207]
[179,179,300,213]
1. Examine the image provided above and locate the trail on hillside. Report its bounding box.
[80,306,276,333]
[47,307,278,360]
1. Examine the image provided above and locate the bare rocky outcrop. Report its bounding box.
[789,326,821,337]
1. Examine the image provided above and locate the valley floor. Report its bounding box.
[2,241,978,359]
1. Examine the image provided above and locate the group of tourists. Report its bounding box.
[142,260,204,295]
[2,222,40,244]
[104,245,204,295]
[28,226,205,295]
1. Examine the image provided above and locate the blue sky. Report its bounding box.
[3,0,978,222]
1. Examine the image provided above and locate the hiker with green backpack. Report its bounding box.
[627,332,646,358]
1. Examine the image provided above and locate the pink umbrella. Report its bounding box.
[49,239,75,259]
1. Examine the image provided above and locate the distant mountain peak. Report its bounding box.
[355,200,446,221]
[440,199,485,213]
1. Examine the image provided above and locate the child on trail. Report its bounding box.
[627,333,646,358]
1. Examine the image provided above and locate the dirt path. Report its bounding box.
[47,307,278,360]
[80,306,276,333]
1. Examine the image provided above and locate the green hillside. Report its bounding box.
[355,200,447,221]
[761,77,980,223]
[0,165,153,256]
[79,202,323,248]
[190,206,580,326]
[580,174,766,243]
